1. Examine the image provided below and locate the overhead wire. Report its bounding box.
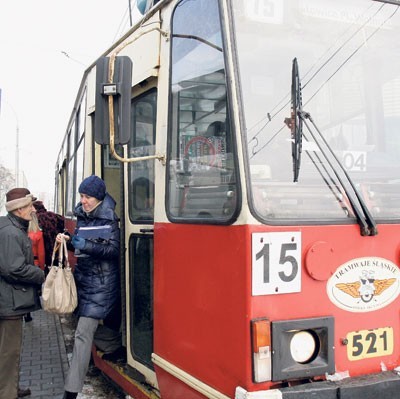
[247,2,380,143]
[112,6,132,42]
[249,2,397,158]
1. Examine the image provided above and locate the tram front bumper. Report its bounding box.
[236,370,400,399]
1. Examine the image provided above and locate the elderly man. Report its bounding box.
[0,188,45,398]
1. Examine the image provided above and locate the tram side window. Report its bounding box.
[66,123,76,216]
[66,102,86,217]
[128,90,157,223]
[167,0,238,223]
[75,93,86,202]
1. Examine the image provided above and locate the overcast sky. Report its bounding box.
[0,0,139,204]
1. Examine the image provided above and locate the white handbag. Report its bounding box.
[41,237,78,314]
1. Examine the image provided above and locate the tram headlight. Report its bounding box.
[271,316,334,381]
[289,330,319,364]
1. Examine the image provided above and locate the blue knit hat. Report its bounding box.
[78,175,106,200]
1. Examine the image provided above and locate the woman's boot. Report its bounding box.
[63,391,78,399]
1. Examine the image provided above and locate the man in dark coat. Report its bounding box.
[0,188,45,398]
[61,175,120,399]
[32,201,65,268]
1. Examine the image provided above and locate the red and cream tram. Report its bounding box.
[55,0,400,398]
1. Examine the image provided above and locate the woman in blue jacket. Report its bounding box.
[62,175,120,399]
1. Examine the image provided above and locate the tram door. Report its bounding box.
[101,144,124,336]
[126,89,157,374]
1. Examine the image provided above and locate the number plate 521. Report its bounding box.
[347,327,393,360]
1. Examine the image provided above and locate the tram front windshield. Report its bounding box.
[232,0,400,223]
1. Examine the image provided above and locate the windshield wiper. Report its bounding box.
[286,58,377,236]
[284,58,303,182]
[300,111,378,236]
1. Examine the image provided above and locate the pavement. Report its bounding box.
[19,309,68,399]
[19,310,126,399]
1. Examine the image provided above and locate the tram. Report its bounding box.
[54,0,400,398]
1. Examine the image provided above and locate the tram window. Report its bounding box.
[65,101,86,217]
[75,137,84,201]
[66,125,76,216]
[78,91,86,140]
[56,160,66,215]
[167,0,239,223]
[128,90,156,223]
[129,234,154,368]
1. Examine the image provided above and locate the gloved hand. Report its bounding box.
[71,235,86,250]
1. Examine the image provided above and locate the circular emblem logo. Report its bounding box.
[327,257,400,313]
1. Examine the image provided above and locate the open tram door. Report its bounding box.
[123,87,158,387]
[94,49,161,395]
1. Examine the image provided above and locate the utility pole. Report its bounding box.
[0,89,20,186]
[8,102,20,186]
[15,123,19,186]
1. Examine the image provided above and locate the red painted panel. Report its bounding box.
[154,223,251,396]
[153,222,399,396]
[155,365,211,399]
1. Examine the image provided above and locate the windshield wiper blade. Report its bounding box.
[285,58,377,236]
[284,58,303,182]
[300,111,378,236]
[292,58,303,182]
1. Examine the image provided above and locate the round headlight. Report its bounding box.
[290,330,318,363]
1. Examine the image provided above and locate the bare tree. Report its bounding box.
[0,165,15,213]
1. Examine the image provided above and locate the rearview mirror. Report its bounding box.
[94,56,132,145]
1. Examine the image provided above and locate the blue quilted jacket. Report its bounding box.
[73,193,120,320]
